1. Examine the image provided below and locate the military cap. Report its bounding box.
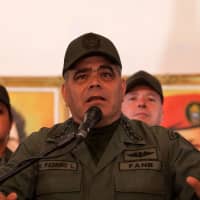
[63,32,122,76]
[126,70,164,103]
[0,84,13,121]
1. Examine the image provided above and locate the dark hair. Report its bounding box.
[0,85,13,122]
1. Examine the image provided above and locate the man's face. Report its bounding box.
[122,85,163,126]
[0,102,11,144]
[62,56,126,127]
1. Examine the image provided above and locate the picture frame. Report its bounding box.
[1,74,200,133]
[156,73,200,130]
[0,76,70,137]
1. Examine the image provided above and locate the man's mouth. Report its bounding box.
[86,96,106,102]
[134,112,149,117]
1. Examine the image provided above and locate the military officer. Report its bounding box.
[122,70,163,126]
[0,32,200,200]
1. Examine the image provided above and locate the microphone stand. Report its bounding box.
[0,132,82,183]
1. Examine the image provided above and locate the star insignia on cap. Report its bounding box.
[82,33,101,49]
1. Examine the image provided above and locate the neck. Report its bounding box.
[96,113,121,128]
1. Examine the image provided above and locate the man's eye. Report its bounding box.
[130,97,137,101]
[148,97,156,102]
[100,71,114,80]
[74,74,88,81]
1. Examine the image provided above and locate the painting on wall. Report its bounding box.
[158,74,200,150]
[1,74,200,150]
[0,77,70,151]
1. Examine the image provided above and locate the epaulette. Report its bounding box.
[46,118,75,142]
[168,129,180,141]
[120,115,143,141]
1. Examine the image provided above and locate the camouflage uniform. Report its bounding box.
[0,116,199,200]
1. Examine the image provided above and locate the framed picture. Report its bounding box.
[156,74,200,129]
[157,74,200,150]
[1,74,200,150]
[0,77,70,150]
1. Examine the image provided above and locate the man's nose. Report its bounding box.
[138,98,146,107]
[88,73,101,88]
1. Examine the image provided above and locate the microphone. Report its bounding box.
[76,106,102,140]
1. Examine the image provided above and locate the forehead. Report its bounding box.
[63,55,121,79]
[128,85,159,96]
[73,55,116,70]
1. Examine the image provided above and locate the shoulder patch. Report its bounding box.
[168,131,179,140]
[124,148,158,161]
[39,160,78,171]
[119,161,161,171]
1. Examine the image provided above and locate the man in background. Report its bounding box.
[122,70,163,126]
[0,85,13,165]
[122,71,200,152]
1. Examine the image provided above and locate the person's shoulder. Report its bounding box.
[15,119,74,156]
[29,121,66,137]
[126,117,179,142]
[23,119,74,146]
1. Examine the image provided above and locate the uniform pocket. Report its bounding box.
[36,160,81,199]
[115,169,166,200]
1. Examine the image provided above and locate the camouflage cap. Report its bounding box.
[0,85,12,121]
[126,70,164,103]
[62,32,122,76]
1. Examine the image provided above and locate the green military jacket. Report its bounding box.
[0,148,12,166]
[0,116,200,200]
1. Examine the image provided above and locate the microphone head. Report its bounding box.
[84,106,102,129]
[76,106,102,140]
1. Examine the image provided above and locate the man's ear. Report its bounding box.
[159,106,164,125]
[61,83,69,106]
[121,77,126,97]
[61,83,69,107]
[61,83,66,98]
